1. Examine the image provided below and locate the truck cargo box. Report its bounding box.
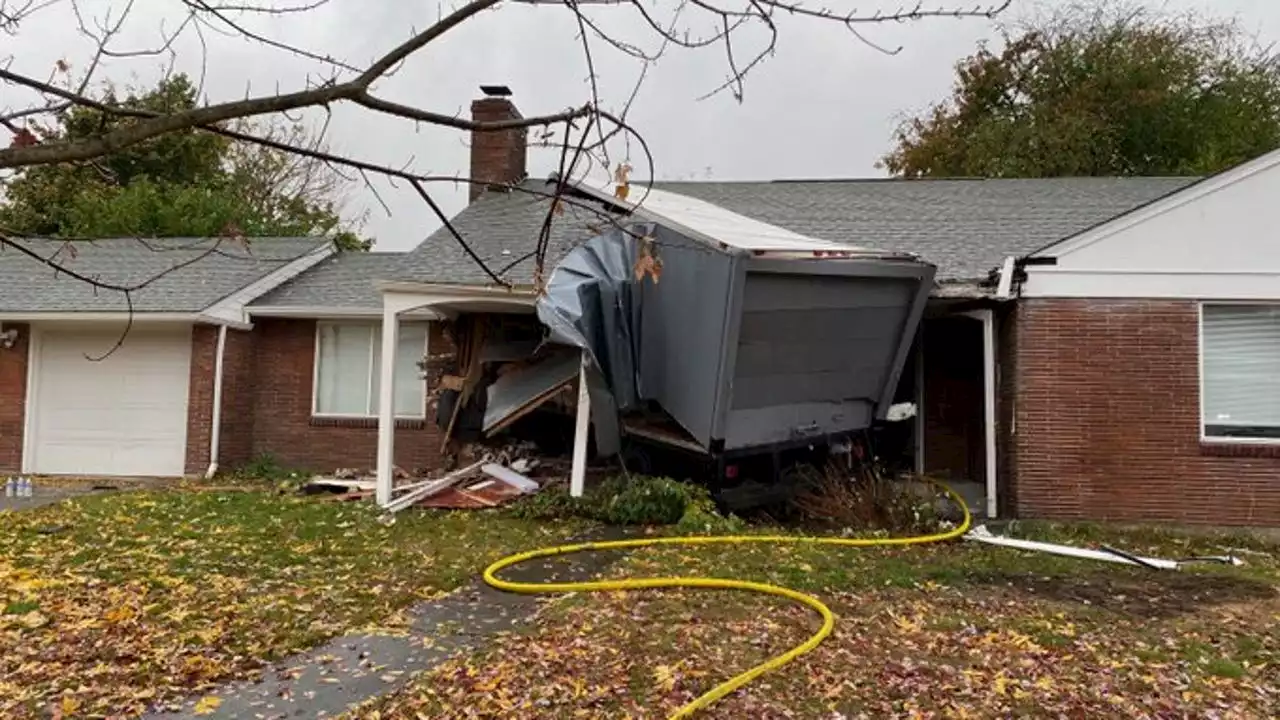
[538,187,934,457]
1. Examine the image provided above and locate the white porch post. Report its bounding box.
[569,350,591,498]
[376,296,404,507]
[962,309,999,519]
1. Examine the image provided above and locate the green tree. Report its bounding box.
[0,74,366,248]
[881,3,1280,178]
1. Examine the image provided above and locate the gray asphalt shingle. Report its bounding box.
[394,176,1197,286]
[250,252,407,309]
[392,180,605,288]
[660,177,1198,280]
[0,236,330,313]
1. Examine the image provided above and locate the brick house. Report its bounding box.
[2,86,1277,526]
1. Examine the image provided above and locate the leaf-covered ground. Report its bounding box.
[360,523,1280,719]
[0,489,588,718]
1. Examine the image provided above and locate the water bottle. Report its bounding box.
[4,477,12,497]
[21,477,31,498]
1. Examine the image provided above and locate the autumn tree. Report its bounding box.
[881,2,1280,178]
[1,74,366,248]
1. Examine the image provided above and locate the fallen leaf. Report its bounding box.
[192,695,222,715]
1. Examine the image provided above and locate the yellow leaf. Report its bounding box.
[60,696,80,714]
[193,695,222,715]
[653,664,677,692]
[890,612,921,634]
[104,606,136,624]
[19,611,47,629]
[613,162,633,185]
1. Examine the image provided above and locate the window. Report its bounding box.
[1201,304,1280,440]
[314,321,428,418]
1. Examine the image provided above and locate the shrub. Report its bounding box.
[214,453,309,491]
[789,462,954,534]
[598,476,689,525]
[511,475,743,531]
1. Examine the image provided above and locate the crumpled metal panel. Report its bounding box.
[482,349,580,435]
[535,223,653,455]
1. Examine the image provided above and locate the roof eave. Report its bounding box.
[200,241,336,324]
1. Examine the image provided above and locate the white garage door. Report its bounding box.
[28,326,192,477]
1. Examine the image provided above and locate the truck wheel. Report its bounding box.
[619,443,654,476]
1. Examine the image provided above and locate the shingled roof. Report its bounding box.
[390,176,1197,288]
[250,251,407,310]
[0,236,331,313]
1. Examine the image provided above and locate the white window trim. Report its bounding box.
[1198,301,1280,445]
[311,320,429,420]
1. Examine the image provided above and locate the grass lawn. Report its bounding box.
[361,522,1280,719]
[0,487,589,718]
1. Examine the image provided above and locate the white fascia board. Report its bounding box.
[1021,268,1280,300]
[375,280,538,298]
[0,311,197,323]
[0,311,252,330]
[246,305,440,319]
[201,243,336,324]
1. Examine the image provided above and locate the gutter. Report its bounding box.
[245,305,442,319]
[205,325,228,479]
[964,525,1242,570]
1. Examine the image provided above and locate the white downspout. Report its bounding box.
[961,308,999,519]
[204,325,229,479]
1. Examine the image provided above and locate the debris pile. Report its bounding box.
[306,439,560,511]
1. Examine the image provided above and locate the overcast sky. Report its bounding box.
[6,0,1280,250]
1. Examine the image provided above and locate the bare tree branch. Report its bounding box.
[0,0,1011,319]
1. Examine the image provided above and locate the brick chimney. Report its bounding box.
[469,85,527,202]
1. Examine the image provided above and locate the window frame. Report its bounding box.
[310,320,429,420]
[1198,301,1280,445]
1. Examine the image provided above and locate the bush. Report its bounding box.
[789,462,953,534]
[213,453,309,491]
[511,475,743,532]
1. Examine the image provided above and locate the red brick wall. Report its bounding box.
[242,318,446,474]
[185,325,217,474]
[1011,298,1280,526]
[996,304,1019,518]
[469,95,527,202]
[0,324,29,474]
[218,328,257,468]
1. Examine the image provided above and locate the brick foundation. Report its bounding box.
[1011,298,1280,527]
[0,323,29,474]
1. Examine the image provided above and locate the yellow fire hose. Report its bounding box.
[483,480,972,719]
